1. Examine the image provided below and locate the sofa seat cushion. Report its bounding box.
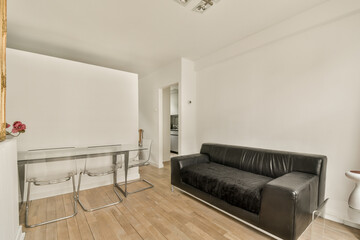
[180,162,273,214]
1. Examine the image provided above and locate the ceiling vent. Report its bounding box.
[174,0,192,6]
[174,0,220,13]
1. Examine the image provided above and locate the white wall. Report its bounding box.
[139,58,198,167]
[195,10,360,204]
[179,59,198,155]
[139,60,181,167]
[7,49,139,199]
[7,49,139,150]
[162,87,170,163]
[0,138,23,240]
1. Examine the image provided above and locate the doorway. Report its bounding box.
[159,83,179,166]
[170,85,179,161]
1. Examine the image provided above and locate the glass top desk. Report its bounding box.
[17,144,147,203]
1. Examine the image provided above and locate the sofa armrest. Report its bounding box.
[171,154,209,187]
[259,172,319,240]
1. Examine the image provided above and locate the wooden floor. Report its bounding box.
[20,163,360,240]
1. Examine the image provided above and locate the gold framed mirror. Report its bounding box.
[0,0,6,142]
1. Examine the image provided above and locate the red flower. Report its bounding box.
[12,121,26,133]
[6,123,10,128]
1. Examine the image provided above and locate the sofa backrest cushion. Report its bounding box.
[200,143,327,206]
[200,143,325,178]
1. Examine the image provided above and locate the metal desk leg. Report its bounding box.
[116,151,129,197]
[112,155,118,186]
[124,152,129,196]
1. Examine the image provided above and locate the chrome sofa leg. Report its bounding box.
[171,185,174,192]
[312,198,329,221]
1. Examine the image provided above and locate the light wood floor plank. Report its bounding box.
[63,193,82,240]
[45,196,57,240]
[75,210,95,240]
[55,194,70,240]
[115,196,167,240]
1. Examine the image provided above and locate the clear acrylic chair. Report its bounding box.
[117,139,153,197]
[25,147,77,228]
[77,145,123,212]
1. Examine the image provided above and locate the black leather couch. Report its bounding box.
[171,143,327,240]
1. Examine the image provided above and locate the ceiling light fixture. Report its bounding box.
[193,0,214,13]
[173,0,220,13]
[174,0,192,6]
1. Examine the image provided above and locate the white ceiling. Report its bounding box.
[8,0,328,77]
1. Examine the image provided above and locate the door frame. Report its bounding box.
[158,83,180,167]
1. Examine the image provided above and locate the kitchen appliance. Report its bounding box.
[170,130,178,153]
[170,115,178,130]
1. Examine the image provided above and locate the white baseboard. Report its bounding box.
[324,199,360,229]
[150,161,164,168]
[15,226,25,240]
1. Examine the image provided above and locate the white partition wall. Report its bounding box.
[195,10,360,208]
[6,49,139,200]
[139,58,198,167]
[0,138,24,240]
